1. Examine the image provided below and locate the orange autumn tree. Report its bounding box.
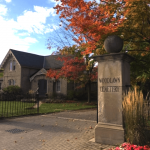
[54,0,150,55]
[52,0,150,90]
[46,45,98,103]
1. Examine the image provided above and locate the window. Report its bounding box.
[12,79,15,85]
[56,80,60,92]
[13,60,16,70]
[10,61,12,71]
[8,79,15,85]
[8,80,11,85]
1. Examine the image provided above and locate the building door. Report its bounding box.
[38,79,47,95]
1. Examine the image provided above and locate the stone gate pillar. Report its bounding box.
[91,35,134,145]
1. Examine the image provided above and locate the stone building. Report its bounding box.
[0,49,74,96]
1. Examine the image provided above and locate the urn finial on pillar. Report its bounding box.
[104,35,123,53]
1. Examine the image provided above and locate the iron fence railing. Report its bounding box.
[0,93,39,119]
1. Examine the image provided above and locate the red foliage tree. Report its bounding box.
[46,54,97,102]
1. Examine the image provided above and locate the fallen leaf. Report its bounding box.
[42,140,45,142]
[89,126,93,129]
[14,141,17,143]
[75,138,77,139]
[67,139,69,141]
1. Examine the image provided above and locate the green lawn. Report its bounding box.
[39,102,97,114]
[0,101,37,118]
[0,101,97,118]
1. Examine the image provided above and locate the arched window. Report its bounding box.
[56,80,60,92]
[13,60,16,70]
[10,61,12,71]
[8,79,15,85]
[8,79,11,85]
[11,79,14,85]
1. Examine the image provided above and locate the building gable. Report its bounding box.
[0,49,21,69]
[30,68,47,82]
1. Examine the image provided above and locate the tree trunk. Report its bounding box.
[87,80,91,103]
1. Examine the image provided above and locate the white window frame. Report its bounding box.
[8,79,11,85]
[56,80,60,92]
[12,79,14,85]
[10,61,12,71]
[13,60,16,70]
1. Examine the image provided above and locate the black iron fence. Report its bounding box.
[0,91,150,121]
[0,93,39,119]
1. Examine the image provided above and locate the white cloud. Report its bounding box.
[16,6,56,34]
[5,0,11,2]
[0,15,38,64]
[0,4,7,16]
[48,0,61,5]
[0,5,59,64]
[17,32,30,36]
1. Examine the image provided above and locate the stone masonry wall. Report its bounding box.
[2,55,21,89]
[21,67,39,94]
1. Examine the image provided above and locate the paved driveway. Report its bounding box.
[0,108,115,150]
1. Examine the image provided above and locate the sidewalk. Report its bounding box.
[0,109,116,150]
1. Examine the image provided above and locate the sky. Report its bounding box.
[0,0,67,65]
[0,0,100,65]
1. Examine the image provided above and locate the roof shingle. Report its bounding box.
[10,49,74,69]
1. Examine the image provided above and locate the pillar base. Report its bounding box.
[95,122,124,145]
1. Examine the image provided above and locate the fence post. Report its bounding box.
[36,93,39,114]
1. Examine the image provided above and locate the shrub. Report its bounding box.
[122,86,149,146]
[28,90,34,94]
[2,85,23,95]
[2,85,23,101]
[67,90,75,100]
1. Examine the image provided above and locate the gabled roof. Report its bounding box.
[0,49,75,70]
[11,49,44,69]
[30,68,47,82]
[44,55,65,69]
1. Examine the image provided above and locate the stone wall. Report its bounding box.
[58,78,67,95]
[21,67,39,94]
[2,54,21,89]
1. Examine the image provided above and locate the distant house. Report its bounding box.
[0,49,75,96]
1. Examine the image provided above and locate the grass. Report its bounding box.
[0,101,37,118]
[0,100,97,118]
[39,102,96,114]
